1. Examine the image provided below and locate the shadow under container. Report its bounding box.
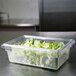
[1,35,75,70]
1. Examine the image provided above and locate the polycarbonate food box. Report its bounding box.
[1,35,75,70]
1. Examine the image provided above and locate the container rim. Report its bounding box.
[1,35,75,52]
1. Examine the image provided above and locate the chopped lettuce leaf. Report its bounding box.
[58,42,65,48]
[42,42,52,49]
[34,40,42,48]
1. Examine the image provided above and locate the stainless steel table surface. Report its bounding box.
[0,31,76,76]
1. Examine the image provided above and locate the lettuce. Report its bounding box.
[20,38,65,50]
[34,40,42,48]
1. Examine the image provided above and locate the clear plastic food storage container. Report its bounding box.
[1,35,75,70]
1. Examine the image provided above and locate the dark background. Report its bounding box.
[39,0,76,31]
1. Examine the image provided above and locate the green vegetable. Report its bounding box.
[42,42,52,49]
[58,42,65,48]
[34,40,42,48]
[21,42,25,45]
[20,38,65,50]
